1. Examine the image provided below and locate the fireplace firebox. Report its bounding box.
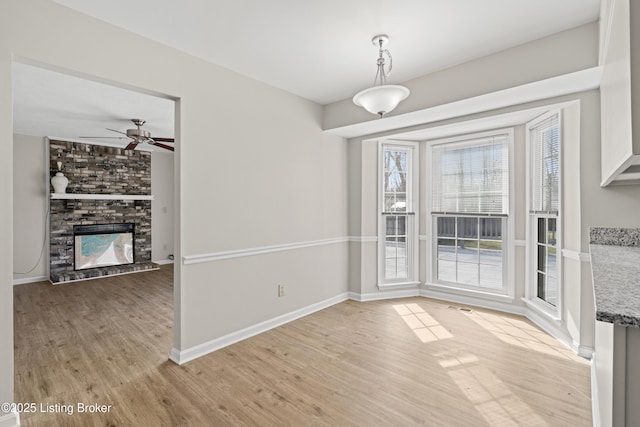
[74,223,135,271]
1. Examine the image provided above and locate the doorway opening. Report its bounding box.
[11,60,181,425]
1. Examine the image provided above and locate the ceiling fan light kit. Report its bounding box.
[352,34,410,118]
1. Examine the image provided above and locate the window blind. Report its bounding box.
[431,134,509,215]
[530,114,559,213]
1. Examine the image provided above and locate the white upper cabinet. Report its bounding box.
[600,0,640,185]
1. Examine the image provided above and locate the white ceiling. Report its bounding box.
[13,0,600,144]
[13,63,175,150]
[51,0,600,105]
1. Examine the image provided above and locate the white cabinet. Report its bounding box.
[600,0,640,185]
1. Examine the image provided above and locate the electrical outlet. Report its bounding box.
[278,284,285,297]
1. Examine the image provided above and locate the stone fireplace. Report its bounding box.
[49,140,157,283]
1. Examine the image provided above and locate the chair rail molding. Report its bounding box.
[183,237,352,265]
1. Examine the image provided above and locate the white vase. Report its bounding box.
[51,172,69,194]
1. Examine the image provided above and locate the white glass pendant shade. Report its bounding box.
[353,84,410,117]
[352,34,410,117]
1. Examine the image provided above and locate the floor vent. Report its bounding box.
[447,305,473,313]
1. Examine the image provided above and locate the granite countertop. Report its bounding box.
[590,227,640,327]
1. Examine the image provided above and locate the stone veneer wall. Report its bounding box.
[50,140,151,195]
[49,140,156,283]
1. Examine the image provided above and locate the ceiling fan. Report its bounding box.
[80,118,174,151]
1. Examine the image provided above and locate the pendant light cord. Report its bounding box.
[13,204,50,275]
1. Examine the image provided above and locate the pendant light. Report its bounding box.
[353,34,410,118]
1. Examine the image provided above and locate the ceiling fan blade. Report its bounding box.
[124,141,139,150]
[151,137,174,142]
[106,128,129,136]
[79,136,129,140]
[153,142,174,152]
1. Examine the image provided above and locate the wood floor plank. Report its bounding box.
[14,267,592,426]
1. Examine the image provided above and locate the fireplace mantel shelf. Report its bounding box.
[50,194,154,201]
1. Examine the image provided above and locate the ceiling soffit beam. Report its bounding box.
[324,67,603,140]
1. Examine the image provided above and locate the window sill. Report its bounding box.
[377,281,420,291]
[423,282,514,304]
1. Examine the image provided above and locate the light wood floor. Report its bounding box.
[14,266,592,426]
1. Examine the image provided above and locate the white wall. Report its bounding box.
[0,55,14,422]
[562,100,586,349]
[1,0,349,408]
[13,134,48,282]
[348,140,378,296]
[151,151,174,263]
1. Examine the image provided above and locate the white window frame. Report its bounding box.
[426,128,515,302]
[525,110,563,320]
[377,140,419,289]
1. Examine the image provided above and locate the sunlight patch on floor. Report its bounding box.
[436,351,547,426]
[465,311,586,363]
[393,303,453,343]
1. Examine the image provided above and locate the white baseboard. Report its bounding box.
[170,292,350,365]
[522,304,575,352]
[572,342,594,360]
[426,289,596,362]
[423,289,594,360]
[0,411,20,427]
[170,287,591,366]
[13,275,48,285]
[349,289,420,302]
[170,347,181,364]
[152,259,174,265]
[420,288,525,317]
